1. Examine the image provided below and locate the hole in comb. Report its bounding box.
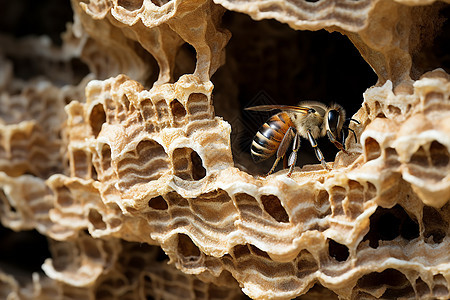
[89,104,106,138]
[117,0,144,11]
[261,195,289,223]
[362,205,419,248]
[328,239,349,262]
[173,148,206,181]
[148,195,168,210]
[170,99,187,124]
[358,269,409,292]
[88,209,106,230]
[429,141,449,167]
[177,234,201,263]
[423,204,448,244]
[191,150,206,180]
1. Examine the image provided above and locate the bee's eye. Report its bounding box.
[328,110,339,131]
[308,108,316,114]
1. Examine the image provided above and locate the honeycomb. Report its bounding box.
[0,0,449,299]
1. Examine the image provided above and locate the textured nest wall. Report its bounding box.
[0,0,450,299]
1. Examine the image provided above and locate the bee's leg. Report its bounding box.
[326,130,348,154]
[267,127,295,176]
[287,132,300,177]
[307,131,330,170]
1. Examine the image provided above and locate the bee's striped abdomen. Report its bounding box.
[251,112,293,163]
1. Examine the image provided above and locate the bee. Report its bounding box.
[245,101,359,177]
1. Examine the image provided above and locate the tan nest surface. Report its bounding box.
[0,0,449,299]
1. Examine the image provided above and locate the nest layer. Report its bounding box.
[0,0,449,299]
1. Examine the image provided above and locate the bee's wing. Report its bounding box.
[245,105,309,113]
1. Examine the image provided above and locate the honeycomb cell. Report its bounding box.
[165,192,189,207]
[384,147,400,168]
[88,209,107,230]
[415,277,431,298]
[330,186,346,216]
[117,0,144,11]
[89,104,106,138]
[155,100,169,123]
[170,99,187,124]
[232,244,251,260]
[234,193,263,218]
[346,180,364,219]
[364,137,381,161]
[172,147,206,181]
[408,141,447,182]
[429,141,449,168]
[409,146,428,167]
[100,144,112,172]
[190,151,206,180]
[117,139,169,189]
[387,105,401,115]
[190,189,235,225]
[55,186,74,208]
[187,93,210,119]
[177,234,201,264]
[141,98,155,121]
[296,250,317,278]
[432,274,449,297]
[71,150,90,179]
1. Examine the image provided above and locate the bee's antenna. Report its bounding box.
[347,118,360,124]
[348,128,358,143]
